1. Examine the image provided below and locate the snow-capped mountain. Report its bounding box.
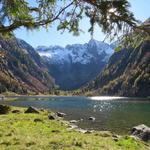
[36,39,114,90]
[36,39,114,64]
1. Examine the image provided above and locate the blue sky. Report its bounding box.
[14,0,150,48]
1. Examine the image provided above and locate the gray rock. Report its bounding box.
[112,134,121,139]
[0,95,5,100]
[0,105,10,114]
[85,130,94,134]
[131,124,150,141]
[70,120,78,124]
[112,134,121,142]
[12,110,21,113]
[25,106,39,114]
[88,117,95,121]
[76,128,87,133]
[68,124,78,130]
[56,112,66,117]
[48,114,56,120]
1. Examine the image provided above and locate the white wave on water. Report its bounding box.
[89,96,126,101]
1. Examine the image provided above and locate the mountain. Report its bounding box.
[0,35,55,94]
[36,39,114,90]
[84,40,150,97]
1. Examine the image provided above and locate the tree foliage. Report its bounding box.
[0,1,142,35]
[0,0,150,49]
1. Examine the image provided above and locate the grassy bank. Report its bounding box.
[0,106,149,150]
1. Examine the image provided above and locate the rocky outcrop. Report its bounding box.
[131,124,150,141]
[70,120,78,124]
[25,106,39,114]
[48,114,56,120]
[56,112,66,117]
[12,109,21,113]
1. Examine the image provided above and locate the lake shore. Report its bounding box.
[1,95,150,135]
[0,105,149,150]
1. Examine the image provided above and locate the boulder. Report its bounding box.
[25,106,39,114]
[70,120,78,124]
[0,105,10,114]
[112,134,121,142]
[12,110,21,113]
[0,95,5,100]
[88,117,95,121]
[68,124,78,130]
[56,112,66,117]
[76,128,87,133]
[48,114,56,120]
[131,124,150,141]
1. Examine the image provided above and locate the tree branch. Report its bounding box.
[0,1,74,33]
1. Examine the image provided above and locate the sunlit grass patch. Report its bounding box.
[0,106,149,150]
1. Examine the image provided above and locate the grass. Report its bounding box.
[0,106,149,150]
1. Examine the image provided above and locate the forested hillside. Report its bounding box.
[0,35,55,94]
[84,40,150,97]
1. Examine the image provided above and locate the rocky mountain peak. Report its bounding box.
[36,39,114,65]
[35,39,114,90]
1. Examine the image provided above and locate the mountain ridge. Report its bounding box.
[36,39,114,64]
[84,40,150,97]
[0,35,55,94]
[36,39,114,90]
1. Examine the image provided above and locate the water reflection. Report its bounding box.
[0,96,150,134]
[89,96,126,100]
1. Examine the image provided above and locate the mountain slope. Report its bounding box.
[85,40,150,97]
[0,35,55,94]
[36,39,114,90]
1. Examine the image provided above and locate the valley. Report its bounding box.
[36,39,113,90]
[0,33,149,97]
[0,1,150,150]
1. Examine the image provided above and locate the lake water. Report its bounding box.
[1,96,150,134]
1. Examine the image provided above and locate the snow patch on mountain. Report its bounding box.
[36,39,114,64]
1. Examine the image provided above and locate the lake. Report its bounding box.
[0,96,150,134]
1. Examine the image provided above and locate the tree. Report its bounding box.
[0,0,149,41]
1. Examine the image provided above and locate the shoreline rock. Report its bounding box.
[56,112,66,117]
[12,109,21,113]
[70,120,78,124]
[0,95,5,100]
[48,114,56,120]
[131,124,150,141]
[25,106,39,114]
[88,117,95,121]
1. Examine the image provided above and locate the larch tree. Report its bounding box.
[0,0,150,45]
